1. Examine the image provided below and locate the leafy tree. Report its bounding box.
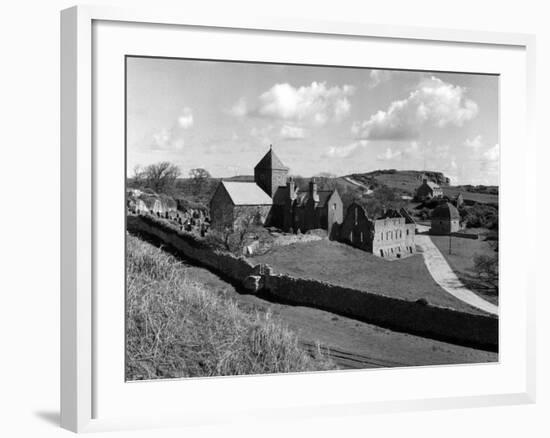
[359,186,404,218]
[189,168,212,194]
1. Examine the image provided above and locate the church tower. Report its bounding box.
[254,145,288,198]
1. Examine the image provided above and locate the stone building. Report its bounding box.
[454,192,464,208]
[272,177,343,236]
[210,146,344,235]
[209,181,273,231]
[430,202,461,234]
[415,176,443,201]
[339,202,416,258]
[254,146,289,198]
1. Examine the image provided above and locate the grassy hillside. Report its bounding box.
[126,234,336,380]
[346,170,448,195]
[442,187,498,205]
[250,239,485,315]
[347,170,498,204]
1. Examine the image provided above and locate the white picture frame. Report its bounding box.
[60,5,536,433]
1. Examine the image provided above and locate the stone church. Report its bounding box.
[210,146,343,236]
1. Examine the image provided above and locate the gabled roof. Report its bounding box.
[254,147,288,171]
[294,189,336,208]
[425,180,441,190]
[399,207,416,224]
[221,181,273,206]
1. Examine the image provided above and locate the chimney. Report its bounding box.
[309,177,319,202]
[287,176,296,199]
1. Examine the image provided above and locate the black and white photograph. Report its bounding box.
[125,56,499,381]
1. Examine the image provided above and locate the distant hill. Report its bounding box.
[345,170,449,195]
[441,187,498,205]
[223,175,255,182]
[344,170,498,204]
[164,170,497,211]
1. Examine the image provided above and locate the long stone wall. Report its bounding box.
[127,215,255,282]
[127,214,498,351]
[263,272,497,351]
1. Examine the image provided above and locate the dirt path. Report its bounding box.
[182,257,497,369]
[415,234,499,316]
[342,176,373,194]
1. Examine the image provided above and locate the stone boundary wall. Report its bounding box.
[264,273,497,350]
[127,215,255,282]
[127,214,498,351]
[451,232,479,240]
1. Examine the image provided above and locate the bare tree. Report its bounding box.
[472,253,499,291]
[132,165,144,181]
[207,209,264,254]
[142,162,181,193]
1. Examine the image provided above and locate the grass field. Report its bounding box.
[126,234,336,380]
[429,235,499,305]
[442,187,498,205]
[128,234,497,370]
[250,239,483,314]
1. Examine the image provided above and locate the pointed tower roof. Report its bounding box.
[254,145,288,171]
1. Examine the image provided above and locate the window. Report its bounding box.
[380,232,383,241]
[406,229,409,236]
[360,232,363,243]
[354,208,358,225]
[332,203,337,210]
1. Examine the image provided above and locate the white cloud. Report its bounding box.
[354,76,479,140]
[435,144,451,155]
[250,125,274,146]
[483,143,499,162]
[368,69,392,89]
[151,128,184,151]
[464,135,483,150]
[407,141,420,153]
[481,144,500,174]
[280,124,306,140]
[232,81,355,126]
[377,147,402,161]
[229,98,248,117]
[325,140,368,158]
[177,107,194,129]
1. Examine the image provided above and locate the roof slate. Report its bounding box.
[432,202,460,220]
[222,181,273,206]
[254,148,288,171]
[294,189,335,208]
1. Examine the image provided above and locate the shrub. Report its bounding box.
[462,203,498,230]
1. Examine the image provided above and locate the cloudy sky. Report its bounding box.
[126,57,499,185]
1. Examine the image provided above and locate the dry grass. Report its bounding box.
[126,234,336,380]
